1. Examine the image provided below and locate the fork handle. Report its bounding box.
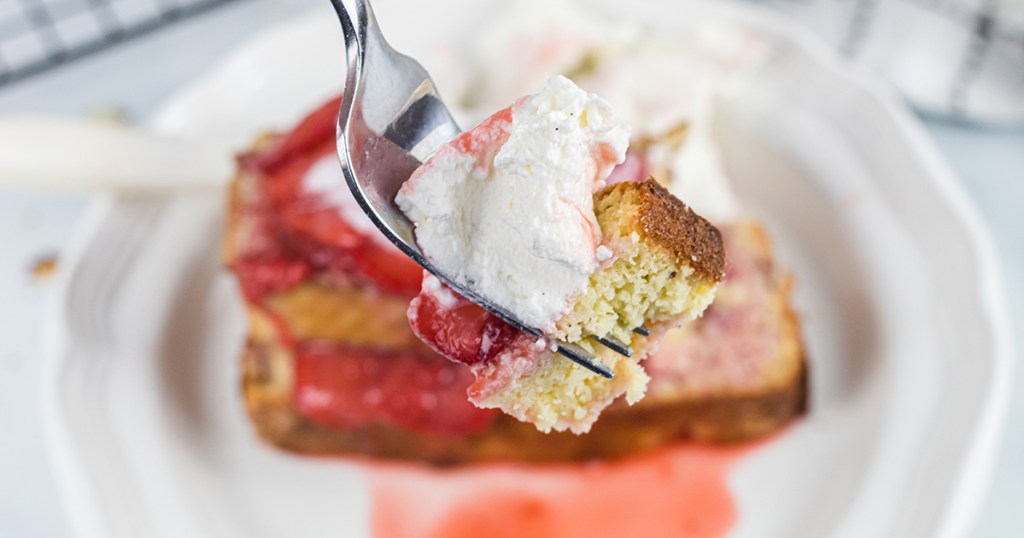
[331,0,371,74]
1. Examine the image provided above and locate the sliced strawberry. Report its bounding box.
[408,281,518,366]
[231,255,310,302]
[252,134,422,295]
[293,343,497,435]
[350,243,422,298]
[276,195,365,252]
[240,97,344,175]
[479,314,520,361]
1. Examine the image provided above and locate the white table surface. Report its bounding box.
[0,1,1020,536]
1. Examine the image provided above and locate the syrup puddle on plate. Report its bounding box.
[367,441,759,538]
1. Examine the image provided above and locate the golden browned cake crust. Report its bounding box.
[599,179,725,283]
[639,224,801,412]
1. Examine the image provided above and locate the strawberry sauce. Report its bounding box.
[232,99,490,434]
[368,442,758,538]
[233,99,422,301]
[293,343,496,435]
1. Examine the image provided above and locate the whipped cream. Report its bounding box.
[397,76,629,330]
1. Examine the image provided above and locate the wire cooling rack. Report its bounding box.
[0,0,243,86]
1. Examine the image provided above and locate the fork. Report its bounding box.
[329,0,643,379]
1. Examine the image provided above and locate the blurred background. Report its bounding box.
[0,0,1021,535]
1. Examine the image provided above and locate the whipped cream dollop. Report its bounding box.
[396,76,629,330]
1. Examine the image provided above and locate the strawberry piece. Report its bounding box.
[256,135,421,295]
[294,343,498,435]
[409,282,518,366]
[263,140,364,250]
[278,195,366,253]
[232,255,311,302]
[240,97,344,175]
[350,243,423,298]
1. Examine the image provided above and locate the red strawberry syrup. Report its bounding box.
[368,441,761,538]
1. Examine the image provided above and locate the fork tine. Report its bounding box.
[555,343,614,379]
[633,325,651,336]
[592,335,633,357]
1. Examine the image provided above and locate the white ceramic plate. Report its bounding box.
[43,1,1012,537]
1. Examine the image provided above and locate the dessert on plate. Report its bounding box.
[398,75,725,433]
[223,3,806,463]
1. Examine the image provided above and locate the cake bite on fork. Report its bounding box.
[399,77,724,433]
[331,0,629,377]
[330,0,724,433]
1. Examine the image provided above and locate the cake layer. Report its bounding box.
[239,221,806,462]
[243,314,803,464]
[556,178,724,343]
[256,279,432,353]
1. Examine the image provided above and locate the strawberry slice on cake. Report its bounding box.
[226,100,500,447]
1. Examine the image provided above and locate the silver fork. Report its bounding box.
[330,0,638,379]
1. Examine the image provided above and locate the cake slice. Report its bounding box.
[237,222,802,463]
[226,96,804,463]
[398,76,725,433]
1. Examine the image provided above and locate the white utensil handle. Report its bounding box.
[0,117,234,192]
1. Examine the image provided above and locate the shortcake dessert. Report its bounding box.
[224,4,808,461]
[398,76,725,433]
[225,95,805,462]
